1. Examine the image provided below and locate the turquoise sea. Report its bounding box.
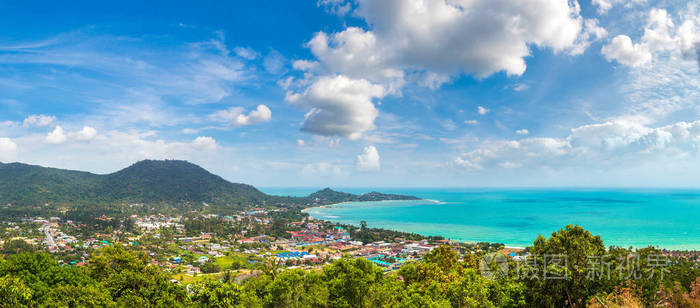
[261,188,700,250]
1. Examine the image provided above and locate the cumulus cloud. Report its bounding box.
[45,126,67,144]
[465,120,479,125]
[0,137,18,161]
[289,0,604,140]
[301,0,597,82]
[477,106,490,115]
[191,136,219,151]
[210,105,272,127]
[355,145,380,171]
[285,75,385,140]
[516,129,530,135]
[23,114,56,127]
[297,139,305,146]
[45,126,98,144]
[602,7,699,67]
[454,119,700,172]
[602,35,652,67]
[70,126,97,141]
[235,105,272,126]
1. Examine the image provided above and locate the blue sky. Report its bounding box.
[1,0,699,187]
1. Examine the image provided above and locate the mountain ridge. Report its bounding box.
[0,160,419,209]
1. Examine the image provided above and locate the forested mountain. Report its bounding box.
[0,160,418,209]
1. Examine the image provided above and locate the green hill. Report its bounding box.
[93,160,269,206]
[0,160,419,209]
[308,188,420,203]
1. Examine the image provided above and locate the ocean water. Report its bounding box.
[262,188,700,250]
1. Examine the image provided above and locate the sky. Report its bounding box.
[1,0,699,187]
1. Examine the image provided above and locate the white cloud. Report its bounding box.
[290,0,602,140]
[210,107,244,123]
[23,114,56,128]
[477,106,490,115]
[297,139,305,146]
[569,18,608,55]
[233,47,259,60]
[442,119,458,131]
[191,136,219,151]
[13,129,228,174]
[263,50,286,74]
[45,126,67,144]
[592,0,613,14]
[499,161,523,169]
[0,137,18,161]
[1,31,252,134]
[592,0,646,15]
[601,7,699,68]
[45,125,99,144]
[234,105,272,126]
[454,119,700,173]
[302,0,595,82]
[285,75,385,140]
[516,129,530,135]
[69,126,97,141]
[465,120,479,125]
[356,145,380,171]
[318,0,352,16]
[601,35,652,67]
[210,105,272,127]
[301,162,345,177]
[513,84,530,92]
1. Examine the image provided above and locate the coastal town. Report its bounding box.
[2,206,699,286]
[0,206,508,282]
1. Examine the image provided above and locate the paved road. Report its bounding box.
[42,224,56,249]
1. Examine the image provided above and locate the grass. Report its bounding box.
[172,272,225,283]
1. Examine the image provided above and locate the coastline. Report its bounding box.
[303,199,517,247]
[302,197,700,251]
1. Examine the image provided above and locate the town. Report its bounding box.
[1,206,512,284]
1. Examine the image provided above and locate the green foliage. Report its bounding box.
[422,245,458,271]
[321,258,384,307]
[43,284,115,308]
[1,239,36,255]
[192,280,261,307]
[523,224,607,307]
[0,275,32,308]
[0,225,697,307]
[89,245,191,307]
[201,262,222,274]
